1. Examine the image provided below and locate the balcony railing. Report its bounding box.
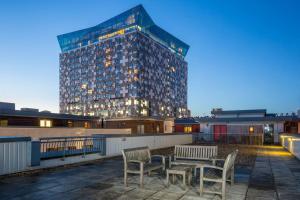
[39,136,106,159]
[193,133,263,145]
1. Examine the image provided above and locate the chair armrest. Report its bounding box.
[211,158,225,161]
[127,160,145,164]
[200,164,223,171]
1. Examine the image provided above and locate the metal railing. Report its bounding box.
[40,136,106,159]
[193,133,263,145]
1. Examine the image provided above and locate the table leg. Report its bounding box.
[166,171,169,187]
[183,172,186,187]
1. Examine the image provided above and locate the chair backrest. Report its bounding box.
[122,146,151,164]
[222,149,238,179]
[174,145,218,160]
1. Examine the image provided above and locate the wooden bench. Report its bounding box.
[170,145,218,175]
[122,146,165,188]
[199,149,238,200]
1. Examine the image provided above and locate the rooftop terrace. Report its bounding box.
[1,145,299,200]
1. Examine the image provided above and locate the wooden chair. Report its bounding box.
[122,146,165,188]
[199,150,238,200]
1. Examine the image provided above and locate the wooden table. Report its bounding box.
[166,165,193,188]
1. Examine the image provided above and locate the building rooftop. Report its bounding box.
[211,109,267,115]
[196,115,300,123]
[0,109,98,121]
[57,4,189,57]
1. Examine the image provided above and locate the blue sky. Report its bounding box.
[0,0,299,116]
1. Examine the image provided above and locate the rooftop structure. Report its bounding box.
[57,4,189,57]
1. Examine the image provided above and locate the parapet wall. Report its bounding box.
[0,127,131,140]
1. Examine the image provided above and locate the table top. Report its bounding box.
[167,164,194,172]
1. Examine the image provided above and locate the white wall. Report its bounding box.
[106,134,192,156]
[0,141,31,175]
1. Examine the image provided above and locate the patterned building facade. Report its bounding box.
[58,5,189,120]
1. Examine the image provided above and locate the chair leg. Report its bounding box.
[188,171,192,185]
[166,171,170,187]
[183,172,186,187]
[231,166,235,185]
[140,173,144,188]
[172,174,175,183]
[222,180,226,200]
[124,171,128,187]
[199,168,204,196]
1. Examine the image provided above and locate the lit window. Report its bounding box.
[88,112,94,116]
[40,120,52,128]
[0,120,8,127]
[126,99,132,105]
[81,84,87,89]
[184,126,192,133]
[105,48,111,54]
[141,109,148,116]
[105,61,112,67]
[88,89,93,94]
[134,99,139,105]
[249,126,254,133]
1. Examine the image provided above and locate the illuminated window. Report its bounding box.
[40,120,52,128]
[88,89,93,94]
[184,126,192,133]
[141,109,148,116]
[81,84,87,89]
[126,99,132,105]
[170,67,176,72]
[0,120,8,127]
[105,61,112,67]
[134,99,139,105]
[249,126,254,133]
[89,112,95,116]
[67,121,73,128]
[105,48,111,54]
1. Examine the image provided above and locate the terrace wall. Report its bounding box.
[0,127,131,140]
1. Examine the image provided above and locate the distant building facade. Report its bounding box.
[58,5,189,121]
[0,102,100,128]
[186,109,300,144]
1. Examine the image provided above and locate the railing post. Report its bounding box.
[83,138,86,158]
[62,138,67,161]
[101,135,106,156]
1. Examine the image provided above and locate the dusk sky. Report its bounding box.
[0,0,299,116]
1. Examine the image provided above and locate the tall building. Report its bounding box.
[57,5,189,132]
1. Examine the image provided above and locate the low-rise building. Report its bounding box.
[199,109,300,143]
[0,102,100,128]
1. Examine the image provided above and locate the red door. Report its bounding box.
[214,125,227,141]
